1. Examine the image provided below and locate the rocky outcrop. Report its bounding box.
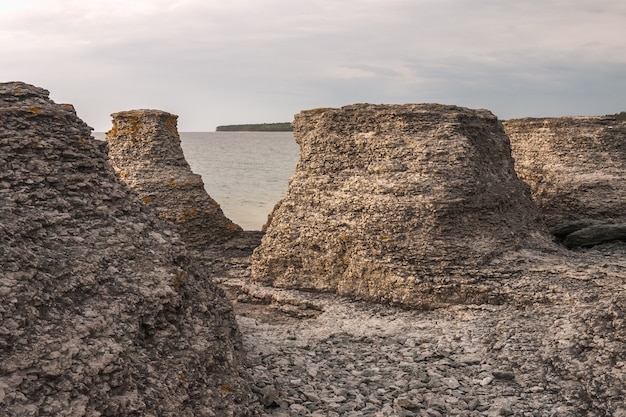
[0,82,260,416]
[503,117,626,247]
[106,110,241,247]
[251,104,555,308]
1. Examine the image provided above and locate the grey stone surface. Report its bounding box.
[0,82,260,416]
[252,104,555,308]
[106,109,242,247]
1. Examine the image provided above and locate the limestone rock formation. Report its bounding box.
[106,110,241,247]
[251,104,555,308]
[504,117,626,247]
[0,82,260,416]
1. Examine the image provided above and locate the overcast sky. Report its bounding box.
[1,0,625,131]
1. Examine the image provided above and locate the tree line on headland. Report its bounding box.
[215,122,292,132]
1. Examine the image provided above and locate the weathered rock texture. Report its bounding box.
[504,117,626,247]
[251,104,555,308]
[106,110,241,247]
[0,82,259,416]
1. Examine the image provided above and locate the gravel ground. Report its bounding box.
[207,233,626,417]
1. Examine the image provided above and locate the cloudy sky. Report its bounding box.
[1,0,625,131]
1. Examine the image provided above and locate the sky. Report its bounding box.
[1,0,625,131]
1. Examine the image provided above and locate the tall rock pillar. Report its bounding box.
[106,110,242,246]
[252,104,555,308]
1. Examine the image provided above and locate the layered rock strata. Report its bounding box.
[251,104,555,308]
[0,82,259,416]
[106,110,241,246]
[504,117,626,247]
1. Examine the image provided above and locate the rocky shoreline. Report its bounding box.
[2,82,625,416]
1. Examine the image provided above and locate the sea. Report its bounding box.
[93,132,300,230]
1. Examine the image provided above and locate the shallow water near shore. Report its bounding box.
[95,131,300,230]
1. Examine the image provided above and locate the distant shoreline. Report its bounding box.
[216,122,292,132]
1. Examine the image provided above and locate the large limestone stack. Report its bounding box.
[106,110,241,246]
[0,82,259,416]
[252,104,554,308]
[504,117,626,247]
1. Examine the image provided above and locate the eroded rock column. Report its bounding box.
[106,110,242,246]
[504,117,626,247]
[252,104,554,308]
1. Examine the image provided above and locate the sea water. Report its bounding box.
[94,131,300,230]
[180,132,299,230]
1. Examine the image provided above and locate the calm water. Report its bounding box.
[94,131,300,230]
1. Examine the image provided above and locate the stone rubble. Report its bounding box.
[212,234,626,417]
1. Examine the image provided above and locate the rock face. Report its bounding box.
[504,117,626,247]
[106,110,241,247]
[0,82,259,416]
[251,104,554,308]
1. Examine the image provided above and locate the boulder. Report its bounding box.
[0,82,260,416]
[562,223,626,248]
[106,110,241,247]
[251,104,554,308]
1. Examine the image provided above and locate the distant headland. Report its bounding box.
[216,122,293,132]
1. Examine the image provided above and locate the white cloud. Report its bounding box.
[1,0,625,129]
